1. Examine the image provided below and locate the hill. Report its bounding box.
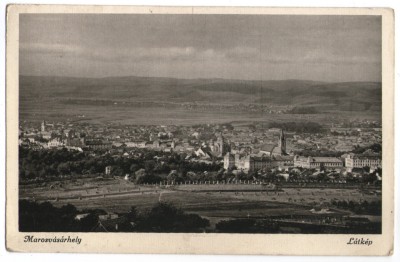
[20,75,381,112]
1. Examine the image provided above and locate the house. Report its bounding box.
[191,132,200,139]
[105,166,112,176]
[194,148,211,159]
[47,138,64,148]
[271,155,294,168]
[125,141,146,148]
[259,144,276,156]
[92,216,134,232]
[75,213,90,221]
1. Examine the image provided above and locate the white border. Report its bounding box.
[1,1,399,261]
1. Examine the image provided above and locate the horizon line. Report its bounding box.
[18,74,382,84]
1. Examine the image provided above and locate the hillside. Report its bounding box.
[20,75,381,113]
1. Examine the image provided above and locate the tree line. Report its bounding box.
[268,121,325,133]
[19,200,209,233]
[19,147,222,181]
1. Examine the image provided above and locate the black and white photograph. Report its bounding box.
[5,5,395,255]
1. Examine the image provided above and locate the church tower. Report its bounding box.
[41,120,46,132]
[278,129,286,154]
[216,134,225,157]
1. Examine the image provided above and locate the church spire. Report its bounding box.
[279,129,286,154]
[41,120,46,132]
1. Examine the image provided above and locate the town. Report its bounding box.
[19,119,382,177]
[18,119,382,234]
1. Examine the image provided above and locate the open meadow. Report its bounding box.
[20,177,381,226]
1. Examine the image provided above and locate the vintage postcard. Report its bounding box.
[6,5,394,255]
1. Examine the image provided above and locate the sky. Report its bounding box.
[19,14,382,82]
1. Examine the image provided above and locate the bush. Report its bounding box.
[19,200,80,232]
[135,202,210,232]
[216,219,279,233]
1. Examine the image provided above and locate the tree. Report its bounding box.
[167,170,179,182]
[59,204,77,215]
[136,202,209,232]
[19,200,80,232]
[233,170,244,181]
[111,166,124,176]
[87,166,96,175]
[317,172,328,182]
[186,171,197,181]
[79,213,99,232]
[144,160,156,174]
[57,162,71,176]
[134,169,146,183]
[127,206,138,222]
[129,163,139,173]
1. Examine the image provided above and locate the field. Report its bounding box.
[19,75,382,125]
[20,97,381,126]
[20,178,381,226]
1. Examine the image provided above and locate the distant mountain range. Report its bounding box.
[20,75,382,112]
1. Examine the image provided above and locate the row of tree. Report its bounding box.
[330,200,382,216]
[286,106,319,114]
[19,147,221,181]
[268,121,325,133]
[19,200,209,233]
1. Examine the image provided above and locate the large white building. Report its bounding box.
[344,153,381,171]
[293,156,343,169]
[47,138,64,148]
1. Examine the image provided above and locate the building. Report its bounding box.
[223,153,249,171]
[195,147,212,159]
[65,129,86,147]
[47,138,64,148]
[125,141,146,148]
[41,120,46,132]
[271,155,294,168]
[105,166,112,176]
[153,140,160,148]
[223,152,235,169]
[234,154,251,171]
[92,213,134,232]
[85,139,112,150]
[223,129,292,173]
[248,156,273,171]
[209,133,227,157]
[149,133,155,141]
[294,156,343,169]
[257,129,286,157]
[258,144,276,157]
[278,129,286,155]
[344,153,381,171]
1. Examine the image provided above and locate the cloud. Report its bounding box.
[301,49,380,65]
[91,46,199,62]
[20,43,84,55]
[255,48,380,66]
[20,41,379,68]
[19,41,381,82]
[20,41,258,64]
[224,46,259,61]
[33,44,227,63]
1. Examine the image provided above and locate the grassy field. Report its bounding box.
[20,178,381,223]
[20,98,381,126]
